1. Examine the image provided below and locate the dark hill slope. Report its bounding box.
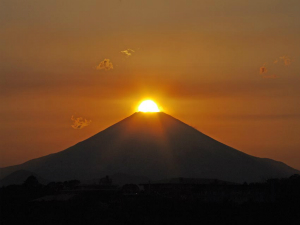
[0,112,298,183]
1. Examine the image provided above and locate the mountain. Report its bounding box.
[0,170,49,186]
[0,112,298,183]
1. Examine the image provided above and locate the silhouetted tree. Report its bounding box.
[99,175,112,185]
[23,175,40,188]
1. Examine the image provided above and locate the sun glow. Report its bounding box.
[138,100,160,112]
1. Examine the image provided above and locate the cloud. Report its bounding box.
[274,55,292,66]
[96,59,113,71]
[71,116,91,129]
[121,49,135,57]
[260,55,293,79]
[262,74,278,79]
[280,56,292,66]
[260,64,268,74]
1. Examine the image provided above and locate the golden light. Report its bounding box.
[138,100,160,112]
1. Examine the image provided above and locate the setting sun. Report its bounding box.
[138,100,160,112]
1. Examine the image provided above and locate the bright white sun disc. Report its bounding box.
[138,100,160,112]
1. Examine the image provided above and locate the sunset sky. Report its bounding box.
[1,0,300,170]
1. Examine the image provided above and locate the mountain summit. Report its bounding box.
[1,112,298,183]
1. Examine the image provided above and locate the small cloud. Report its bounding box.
[121,49,135,57]
[274,55,292,66]
[71,116,91,129]
[260,64,268,74]
[263,74,278,79]
[96,59,113,71]
[280,56,292,66]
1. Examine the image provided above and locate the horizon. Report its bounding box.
[1,0,300,171]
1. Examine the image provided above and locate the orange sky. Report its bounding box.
[1,0,300,170]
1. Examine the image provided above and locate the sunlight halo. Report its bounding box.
[138,100,160,112]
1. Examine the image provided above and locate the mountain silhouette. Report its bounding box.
[0,112,298,183]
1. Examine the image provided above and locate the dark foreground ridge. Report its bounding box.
[0,112,299,184]
[1,174,300,225]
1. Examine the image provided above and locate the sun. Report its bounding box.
[138,100,160,112]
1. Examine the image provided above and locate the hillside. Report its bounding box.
[0,112,298,183]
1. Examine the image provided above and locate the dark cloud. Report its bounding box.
[260,64,268,74]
